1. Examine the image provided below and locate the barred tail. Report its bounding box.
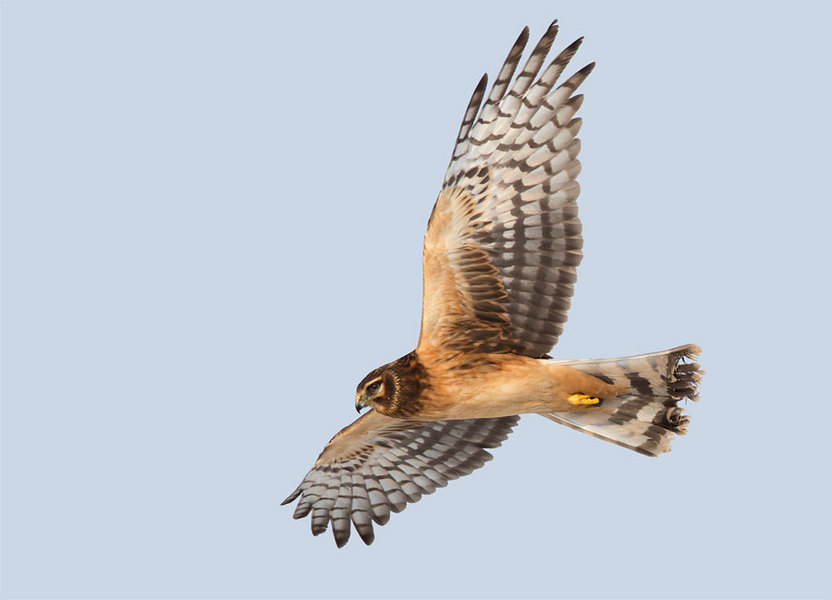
[541,344,703,456]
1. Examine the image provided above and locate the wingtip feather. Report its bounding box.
[281,488,301,506]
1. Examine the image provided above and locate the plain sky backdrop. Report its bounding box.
[2,2,830,599]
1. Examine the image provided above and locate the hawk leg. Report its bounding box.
[567,393,601,406]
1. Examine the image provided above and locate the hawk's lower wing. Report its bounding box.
[282,410,519,547]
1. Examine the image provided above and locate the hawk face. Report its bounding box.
[355,369,388,413]
[355,353,429,418]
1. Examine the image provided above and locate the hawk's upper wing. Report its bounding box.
[282,410,518,547]
[418,22,593,359]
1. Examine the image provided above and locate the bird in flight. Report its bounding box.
[282,20,702,547]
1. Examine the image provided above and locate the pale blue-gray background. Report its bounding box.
[2,1,830,599]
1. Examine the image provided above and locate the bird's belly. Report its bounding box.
[412,357,626,421]
[414,360,558,420]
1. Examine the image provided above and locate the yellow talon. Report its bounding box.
[567,393,600,406]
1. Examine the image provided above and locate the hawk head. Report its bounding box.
[355,352,428,417]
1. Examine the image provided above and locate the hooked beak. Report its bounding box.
[355,392,370,413]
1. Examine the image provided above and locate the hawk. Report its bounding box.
[282,20,702,547]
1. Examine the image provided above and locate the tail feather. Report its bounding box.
[541,344,702,456]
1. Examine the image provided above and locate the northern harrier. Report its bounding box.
[282,21,702,547]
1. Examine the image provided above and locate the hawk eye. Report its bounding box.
[368,381,381,394]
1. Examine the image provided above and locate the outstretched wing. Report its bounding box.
[418,21,593,359]
[282,410,518,547]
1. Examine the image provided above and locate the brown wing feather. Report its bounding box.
[418,22,592,358]
[282,410,518,547]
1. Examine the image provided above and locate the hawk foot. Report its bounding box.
[567,393,601,406]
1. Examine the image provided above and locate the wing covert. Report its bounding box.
[419,21,592,358]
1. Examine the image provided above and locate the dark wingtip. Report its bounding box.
[311,522,327,536]
[564,36,585,55]
[334,529,350,548]
[476,72,488,93]
[549,22,559,37]
[281,488,301,506]
[357,527,375,546]
[542,20,559,41]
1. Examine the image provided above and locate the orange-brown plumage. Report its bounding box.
[283,20,703,548]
